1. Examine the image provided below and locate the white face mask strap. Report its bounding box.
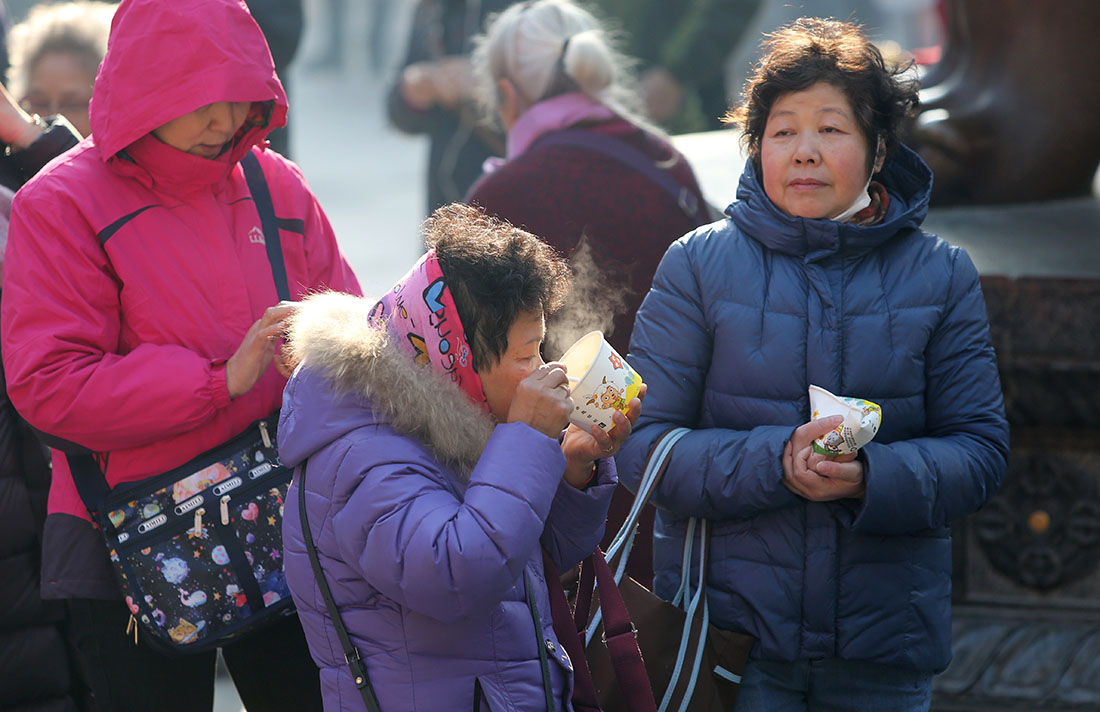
[830,135,885,222]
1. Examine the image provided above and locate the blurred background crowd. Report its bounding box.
[0,0,953,296]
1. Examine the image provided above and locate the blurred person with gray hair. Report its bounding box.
[7,0,114,139]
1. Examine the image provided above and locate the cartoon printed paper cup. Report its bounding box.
[558,331,644,432]
[808,385,881,456]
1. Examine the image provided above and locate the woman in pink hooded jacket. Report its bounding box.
[0,0,361,709]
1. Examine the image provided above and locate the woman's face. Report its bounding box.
[22,51,96,138]
[152,101,252,158]
[479,310,546,422]
[759,81,871,220]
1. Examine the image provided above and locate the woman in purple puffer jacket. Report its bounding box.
[278,203,643,711]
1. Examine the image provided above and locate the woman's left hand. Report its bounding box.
[560,384,646,488]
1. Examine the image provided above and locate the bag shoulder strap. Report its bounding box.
[532,129,710,225]
[66,152,292,515]
[241,149,291,302]
[299,461,382,711]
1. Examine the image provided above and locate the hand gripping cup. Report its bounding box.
[809,385,882,455]
[558,331,644,432]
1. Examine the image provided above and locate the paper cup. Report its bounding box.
[558,331,644,432]
[809,385,882,455]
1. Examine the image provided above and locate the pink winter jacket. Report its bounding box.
[0,0,362,597]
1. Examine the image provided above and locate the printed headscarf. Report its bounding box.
[369,250,489,410]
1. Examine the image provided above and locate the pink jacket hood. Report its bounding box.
[90,0,288,162]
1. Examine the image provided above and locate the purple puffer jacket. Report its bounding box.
[278,292,617,712]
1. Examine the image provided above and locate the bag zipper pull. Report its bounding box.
[259,421,272,449]
[220,495,231,526]
[126,614,139,645]
[193,507,205,536]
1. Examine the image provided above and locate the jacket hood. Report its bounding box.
[278,292,493,476]
[726,143,932,260]
[90,0,287,162]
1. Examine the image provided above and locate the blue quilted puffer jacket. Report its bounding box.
[616,145,1009,673]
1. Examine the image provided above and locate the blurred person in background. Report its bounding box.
[466,0,709,588]
[387,0,509,215]
[590,0,761,133]
[6,0,114,139]
[249,0,303,157]
[1,0,361,709]
[0,77,82,712]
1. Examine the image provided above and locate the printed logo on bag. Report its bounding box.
[248,226,265,245]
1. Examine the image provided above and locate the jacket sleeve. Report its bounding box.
[847,248,1009,536]
[539,457,616,571]
[1,190,231,452]
[615,238,802,521]
[333,422,568,623]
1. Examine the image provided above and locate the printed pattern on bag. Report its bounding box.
[116,524,252,646]
[107,442,273,544]
[231,485,291,608]
[99,421,293,652]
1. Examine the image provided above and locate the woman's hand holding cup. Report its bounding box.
[506,361,573,440]
[225,301,298,399]
[561,383,646,488]
[782,416,865,501]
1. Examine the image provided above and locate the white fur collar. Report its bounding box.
[285,291,493,476]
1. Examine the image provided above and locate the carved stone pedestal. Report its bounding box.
[923,198,1100,711]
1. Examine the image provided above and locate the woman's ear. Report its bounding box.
[496,78,519,131]
[872,135,886,174]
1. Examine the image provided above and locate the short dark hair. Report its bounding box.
[725,17,919,174]
[426,203,571,371]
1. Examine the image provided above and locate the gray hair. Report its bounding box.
[7,1,116,100]
[471,0,649,129]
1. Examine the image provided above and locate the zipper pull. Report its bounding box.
[220,495,231,526]
[126,614,139,645]
[193,507,205,536]
[259,421,272,449]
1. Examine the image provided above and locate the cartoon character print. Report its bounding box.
[585,377,628,412]
[231,484,291,608]
[173,462,231,503]
[122,524,250,647]
[106,487,173,539]
[161,557,190,584]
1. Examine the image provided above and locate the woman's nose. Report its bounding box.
[204,102,236,131]
[793,135,819,164]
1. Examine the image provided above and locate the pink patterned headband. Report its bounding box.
[369,249,488,411]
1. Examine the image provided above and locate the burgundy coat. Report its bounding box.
[467,118,708,357]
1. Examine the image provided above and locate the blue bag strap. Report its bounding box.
[66,151,291,516]
[65,452,110,517]
[241,150,291,302]
[531,129,711,225]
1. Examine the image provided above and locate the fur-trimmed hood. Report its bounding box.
[278,291,493,476]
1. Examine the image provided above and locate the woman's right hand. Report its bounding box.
[225,302,298,399]
[781,416,865,501]
[505,362,573,439]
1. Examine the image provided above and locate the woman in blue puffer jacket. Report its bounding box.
[616,18,1009,712]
